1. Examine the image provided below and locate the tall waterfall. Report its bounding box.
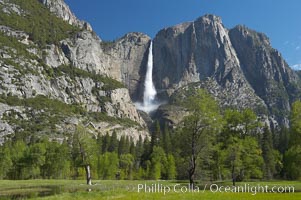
[135,41,160,113]
[143,41,157,107]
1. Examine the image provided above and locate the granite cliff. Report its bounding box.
[0,0,300,143]
[153,15,301,128]
[0,0,150,143]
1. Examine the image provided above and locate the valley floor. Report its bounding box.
[0,180,301,200]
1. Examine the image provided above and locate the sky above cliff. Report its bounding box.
[65,0,301,68]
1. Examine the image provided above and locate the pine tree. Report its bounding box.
[135,136,144,158]
[141,137,151,168]
[124,136,130,154]
[262,126,276,180]
[96,133,103,154]
[151,121,161,149]
[129,141,135,156]
[102,133,110,153]
[118,136,126,156]
[162,123,172,153]
[135,135,144,169]
[108,131,118,153]
[277,127,290,154]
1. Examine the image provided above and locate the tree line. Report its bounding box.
[0,124,176,182]
[0,89,300,185]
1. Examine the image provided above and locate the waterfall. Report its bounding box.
[135,41,160,113]
[143,41,157,107]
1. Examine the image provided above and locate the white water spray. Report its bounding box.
[143,41,156,106]
[135,41,160,113]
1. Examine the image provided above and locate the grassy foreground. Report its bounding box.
[0,180,300,200]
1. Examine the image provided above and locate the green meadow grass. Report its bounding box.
[0,180,300,200]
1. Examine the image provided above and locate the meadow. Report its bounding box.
[0,180,300,200]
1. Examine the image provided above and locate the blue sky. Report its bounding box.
[65,0,301,68]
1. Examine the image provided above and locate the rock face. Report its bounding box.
[38,0,92,30]
[153,14,301,128]
[0,0,24,15]
[105,33,151,101]
[229,25,301,124]
[1,0,300,143]
[0,0,150,142]
[58,30,151,90]
[60,31,111,76]
[37,1,152,100]
[153,15,266,106]
[37,0,151,94]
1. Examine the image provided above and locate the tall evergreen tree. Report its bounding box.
[102,133,110,153]
[118,135,126,156]
[96,133,103,154]
[124,136,130,154]
[162,123,172,154]
[141,137,151,168]
[261,126,276,179]
[129,141,135,156]
[151,120,161,149]
[108,131,118,153]
[277,127,290,154]
[135,136,144,159]
[134,135,144,170]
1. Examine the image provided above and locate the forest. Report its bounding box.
[0,89,300,185]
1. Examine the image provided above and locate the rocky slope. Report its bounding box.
[1,0,300,143]
[229,25,301,124]
[0,0,150,143]
[153,15,301,128]
[38,0,92,30]
[101,32,151,101]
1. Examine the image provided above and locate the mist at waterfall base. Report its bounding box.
[135,42,162,114]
